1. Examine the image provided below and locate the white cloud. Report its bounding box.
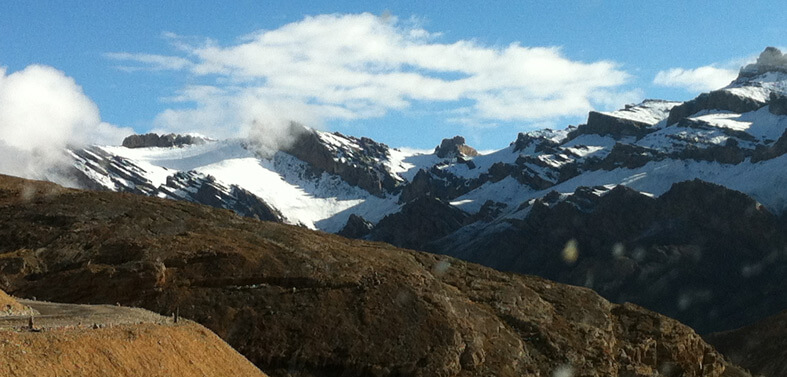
[653,66,738,92]
[0,64,132,180]
[104,52,193,71]
[109,13,634,138]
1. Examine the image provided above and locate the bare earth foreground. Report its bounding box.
[0,292,267,377]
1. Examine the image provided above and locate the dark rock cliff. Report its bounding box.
[122,133,207,148]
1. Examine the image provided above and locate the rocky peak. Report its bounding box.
[666,89,768,125]
[434,136,479,158]
[739,47,787,78]
[371,196,470,250]
[121,133,208,148]
[567,100,679,141]
[282,125,402,197]
[511,130,564,153]
[337,214,373,239]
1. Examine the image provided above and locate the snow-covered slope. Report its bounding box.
[65,47,787,241]
[69,137,421,231]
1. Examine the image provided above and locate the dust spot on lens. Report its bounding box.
[612,242,625,258]
[432,260,451,277]
[20,184,36,202]
[553,364,574,377]
[562,239,579,264]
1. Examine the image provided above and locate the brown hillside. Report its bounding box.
[0,321,267,377]
[0,174,744,376]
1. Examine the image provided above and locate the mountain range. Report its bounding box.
[56,47,787,335]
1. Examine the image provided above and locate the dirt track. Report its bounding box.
[0,299,171,330]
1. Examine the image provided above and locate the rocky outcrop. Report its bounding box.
[68,147,284,223]
[69,147,160,196]
[570,111,655,140]
[591,143,663,170]
[399,168,478,203]
[468,200,508,222]
[667,48,787,125]
[371,196,470,250]
[337,214,373,239]
[434,136,479,158]
[162,172,284,223]
[0,174,740,377]
[283,126,401,197]
[676,141,746,165]
[706,309,787,377]
[667,90,767,125]
[488,160,557,189]
[739,46,787,78]
[768,92,787,115]
[121,133,207,148]
[752,128,787,162]
[511,131,561,153]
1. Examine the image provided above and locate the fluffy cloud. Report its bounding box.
[0,64,132,179]
[109,13,634,138]
[653,66,738,92]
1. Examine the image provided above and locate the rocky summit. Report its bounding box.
[121,133,209,148]
[0,175,746,377]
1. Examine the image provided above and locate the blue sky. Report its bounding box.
[1,1,784,150]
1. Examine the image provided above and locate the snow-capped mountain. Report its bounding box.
[63,47,787,333]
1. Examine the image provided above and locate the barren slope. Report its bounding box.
[0,174,744,376]
[0,321,267,377]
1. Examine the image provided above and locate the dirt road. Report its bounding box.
[0,299,171,330]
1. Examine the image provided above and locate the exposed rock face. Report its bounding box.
[511,131,561,153]
[371,196,470,250]
[398,159,554,205]
[434,136,479,158]
[676,142,746,165]
[706,310,787,377]
[667,90,767,125]
[571,111,654,139]
[565,100,678,142]
[399,168,478,203]
[163,172,284,223]
[69,147,160,196]
[667,48,787,125]
[591,143,663,170]
[769,92,787,115]
[739,46,787,78]
[283,125,401,197]
[0,174,739,377]
[122,133,207,148]
[68,147,284,223]
[469,200,508,223]
[337,214,373,239]
[752,128,787,162]
[431,180,787,334]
